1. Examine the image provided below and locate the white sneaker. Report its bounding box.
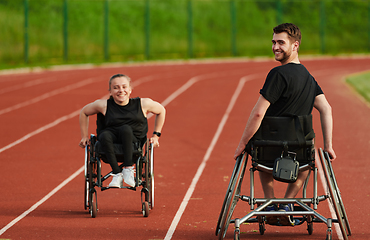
[122,167,136,187]
[108,173,123,188]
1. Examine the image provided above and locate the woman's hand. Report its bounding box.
[79,137,89,148]
[150,135,160,148]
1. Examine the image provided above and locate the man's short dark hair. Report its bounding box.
[273,23,301,46]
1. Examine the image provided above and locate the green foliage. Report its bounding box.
[0,0,369,68]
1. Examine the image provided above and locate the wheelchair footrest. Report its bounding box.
[101,186,137,191]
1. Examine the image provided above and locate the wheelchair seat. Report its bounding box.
[95,112,144,163]
[248,114,315,168]
[94,141,143,163]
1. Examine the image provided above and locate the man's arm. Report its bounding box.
[234,95,270,159]
[314,94,336,160]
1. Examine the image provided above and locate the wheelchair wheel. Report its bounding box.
[148,143,154,208]
[84,145,90,210]
[140,142,154,217]
[87,140,98,218]
[144,143,154,208]
[319,148,351,240]
[259,220,266,235]
[307,219,313,235]
[142,201,150,217]
[234,228,240,240]
[216,153,248,240]
[90,190,98,218]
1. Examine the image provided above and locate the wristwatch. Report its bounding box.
[153,131,161,137]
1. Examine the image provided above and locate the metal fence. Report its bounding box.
[1,0,370,66]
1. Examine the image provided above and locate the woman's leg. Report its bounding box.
[117,125,137,187]
[117,125,138,167]
[98,130,121,174]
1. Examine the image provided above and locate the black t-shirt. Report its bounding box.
[260,63,323,116]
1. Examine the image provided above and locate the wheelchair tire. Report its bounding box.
[234,228,240,240]
[90,190,98,218]
[142,201,150,217]
[307,220,313,235]
[216,153,248,240]
[259,220,265,235]
[319,149,351,240]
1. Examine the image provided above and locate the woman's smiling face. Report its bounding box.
[109,76,132,105]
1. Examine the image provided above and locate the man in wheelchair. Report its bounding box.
[234,23,336,224]
[79,74,165,188]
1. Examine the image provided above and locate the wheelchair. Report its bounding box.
[84,114,154,218]
[216,115,351,240]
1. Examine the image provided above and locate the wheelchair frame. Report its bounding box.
[84,134,154,218]
[216,140,351,240]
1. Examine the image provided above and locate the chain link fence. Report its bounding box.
[1,0,369,66]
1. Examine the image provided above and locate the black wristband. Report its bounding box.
[153,131,161,137]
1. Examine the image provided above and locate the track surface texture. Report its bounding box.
[1,57,369,240]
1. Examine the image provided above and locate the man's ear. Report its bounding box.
[293,41,299,51]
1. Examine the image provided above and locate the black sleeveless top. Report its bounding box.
[104,97,148,140]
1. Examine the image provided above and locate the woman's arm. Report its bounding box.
[141,98,166,147]
[78,99,106,148]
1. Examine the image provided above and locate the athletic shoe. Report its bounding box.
[265,204,279,225]
[122,167,136,187]
[108,173,123,188]
[278,204,295,226]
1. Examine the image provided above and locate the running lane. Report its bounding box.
[0,58,369,239]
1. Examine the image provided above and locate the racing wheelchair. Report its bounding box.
[84,113,154,218]
[216,115,351,240]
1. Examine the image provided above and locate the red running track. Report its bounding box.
[0,57,369,240]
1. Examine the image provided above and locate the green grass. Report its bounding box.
[346,71,370,104]
[0,0,369,70]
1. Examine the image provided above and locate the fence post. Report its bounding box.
[276,0,282,24]
[145,0,150,60]
[368,0,370,51]
[63,0,68,62]
[187,0,193,58]
[230,0,237,56]
[320,0,326,54]
[24,0,29,64]
[104,0,109,61]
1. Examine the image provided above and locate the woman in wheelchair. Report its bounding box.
[78,73,165,188]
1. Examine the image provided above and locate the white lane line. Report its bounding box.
[0,109,80,154]
[316,152,343,240]
[0,166,83,236]
[164,75,257,240]
[0,76,59,95]
[0,76,105,116]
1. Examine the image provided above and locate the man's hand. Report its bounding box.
[234,143,245,160]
